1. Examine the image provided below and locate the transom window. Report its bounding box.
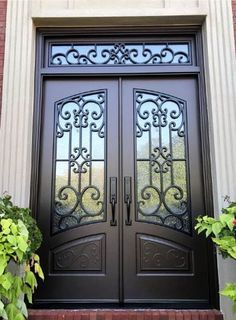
[49,42,191,66]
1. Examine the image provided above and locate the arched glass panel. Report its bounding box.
[135,89,190,233]
[53,90,106,233]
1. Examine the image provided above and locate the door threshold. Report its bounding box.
[29,308,223,319]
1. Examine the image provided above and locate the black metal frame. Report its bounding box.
[31,26,219,309]
[52,89,107,235]
[134,88,191,234]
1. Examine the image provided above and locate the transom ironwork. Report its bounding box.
[49,42,191,66]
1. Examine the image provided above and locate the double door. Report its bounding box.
[36,76,210,306]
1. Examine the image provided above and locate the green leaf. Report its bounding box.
[15,313,25,320]
[16,236,28,253]
[10,224,18,235]
[0,257,8,275]
[0,306,8,320]
[13,276,23,298]
[33,254,40,262]
[7,235,17,246]
[0,301,4,311]
[203,216,216,224]
[5,303,20,320]
[34,263,44,280]
[0,273,13,290]
[23,284,32,304]
[1,219,12,230]
[16,300,28,318]
[220,283,236,299]
[15,249,23,262]
[212,222,223,236]
[17,220,28,238]
[0,300,7,320]
[206,227,213,237]
[25,271,37,289]
[220,213,234,231]
[225,206,236,216]
[228,249,236,259]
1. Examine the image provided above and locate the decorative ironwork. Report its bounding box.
[135,89,190,233]
[53,90,106,233]
[50,42,190,66]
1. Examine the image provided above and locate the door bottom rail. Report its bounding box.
[28,309,223,320]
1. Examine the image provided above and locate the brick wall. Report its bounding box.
[233,0,236,50]
[0,0,6,118]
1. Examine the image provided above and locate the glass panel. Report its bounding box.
[50,42,191,66]
[135,90,190,233]
[53,91,106,233]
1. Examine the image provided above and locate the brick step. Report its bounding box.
[28,309,223,320]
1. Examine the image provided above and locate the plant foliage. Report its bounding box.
[0,195,44,320]
[195,201,236,312]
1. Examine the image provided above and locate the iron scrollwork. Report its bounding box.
[53,91,106,233]
[50,42,191,66]
[135,90,190,233]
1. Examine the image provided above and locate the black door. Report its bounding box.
[35,76,211,306]
[122,78,208,304]
[37,79,120,302]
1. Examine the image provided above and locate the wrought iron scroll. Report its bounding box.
[50,42,190,66]
[53,90,106,233]
[135,90,190,233]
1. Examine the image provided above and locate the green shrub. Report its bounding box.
[0,195,44,320]
[195,201,236,311]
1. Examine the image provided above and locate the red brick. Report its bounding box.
[192,312,200,320]
[136,312,145,320]
[175,311,183,320]
[28,310,224,320]
[152,312,160,320]
[97,312,106,320]
[64,313,75,320]
[207,310,217,320]
[144,312,153,320]
[159,311,169,320]
[129,312,139,320]
[89,312,97,320]
[106,311,114,320]
[183,311,191,320]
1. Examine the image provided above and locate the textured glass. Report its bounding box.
[53,91,106,233]
[135,90,190,233]
[50,42,190,66]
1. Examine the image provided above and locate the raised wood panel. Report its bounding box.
[137,234,191,273]
[52,234,105,273]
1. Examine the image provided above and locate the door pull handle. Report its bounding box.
[110,177,117,226]
[124,176,132,226]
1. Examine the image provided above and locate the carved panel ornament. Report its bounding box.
[53,235,105,272]
[138,235,190,272]
[50,42,191,66]
[135,89,190,233]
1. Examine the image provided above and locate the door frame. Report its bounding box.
[31,26,219,308]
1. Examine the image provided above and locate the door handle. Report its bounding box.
[110,177,117,226]
[124,176,132,226]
